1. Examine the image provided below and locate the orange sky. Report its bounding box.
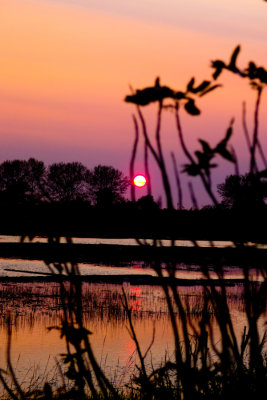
[0,0,267,206]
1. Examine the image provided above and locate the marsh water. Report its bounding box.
[0,236,266,390]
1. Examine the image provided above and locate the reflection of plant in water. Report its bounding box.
[1,281,260,328]
[2,281,241,330]
[0,282,171,330]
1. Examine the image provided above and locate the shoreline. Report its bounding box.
[0,242,267,267]
[0,273,247,286]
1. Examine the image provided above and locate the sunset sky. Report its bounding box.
[0,0,266,206]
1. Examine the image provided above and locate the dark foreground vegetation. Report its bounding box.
[1,241,267,268]
[0,46,266,399]
[1,202,267,242]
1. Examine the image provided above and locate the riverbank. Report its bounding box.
[0,273,247,286]
[1,203,267,242]
[0,242,267,267]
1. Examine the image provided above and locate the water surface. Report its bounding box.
[0,280,265,390]
[0,236,266,391]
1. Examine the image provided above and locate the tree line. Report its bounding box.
[0,158,129,207]
[1,157,266,210]
[217,172,267,210]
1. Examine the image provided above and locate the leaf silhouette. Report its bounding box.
[175,91,186,100]
[187,77,195,92]
[214,120,235,162]
[199,139,213,154]
[228,45,241,72]
[215,146,235,162]
[182,164,201,176]
[195,151,216,177]
[184,99,200,115]
[211,60,225,80]
[194,80,210,93]
[125,80,175,106]
[225,123,234,142]
[187,79,210,94]
[199,84,222,97]
[214,119,234,151]
[155,76,160,87]
[257,67,267,84]
[195,151,212,165]
[246,62,257,79]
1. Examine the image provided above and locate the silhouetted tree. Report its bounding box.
[88,165,129,207]
[47,162,90,202]
[136,195,160,211]
[0,158,45,203]
[25,158,47,201]
[217,173,267,209]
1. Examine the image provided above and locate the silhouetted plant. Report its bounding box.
[124,45,267,399]
[126,45,267,209]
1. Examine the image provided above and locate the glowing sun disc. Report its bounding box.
[133,175,147,187]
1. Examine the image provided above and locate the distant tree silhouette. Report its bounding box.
[0,158,45,203]
[0,159,130,206]
[217,173,267,209]
[136,195,160,211]
[26,158,47,201]
[47,162,90,202]
[88,165,129,207]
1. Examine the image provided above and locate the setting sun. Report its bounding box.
[133,175,147,187]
